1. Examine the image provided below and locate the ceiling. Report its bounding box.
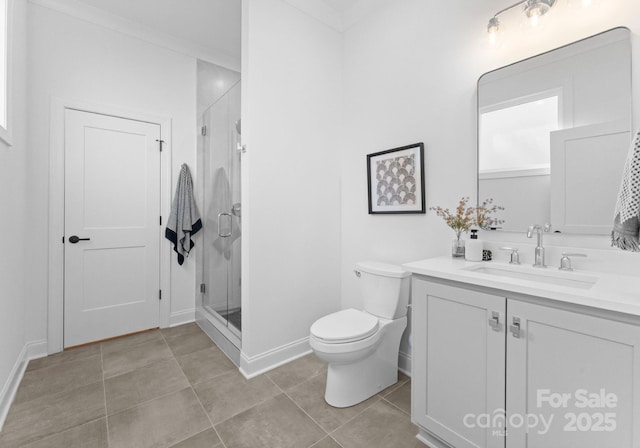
[62,0,387,67]
[320,0,362,13]
[284,0,392,31]
[72,0,241,62]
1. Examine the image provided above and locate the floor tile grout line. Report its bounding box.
[102,334,193,417]
[210,371,329,448]
[101,343,111,448]
[101,330,166,356]
[163,327,229,448]
[268,365,383,440]
[326,395,384,438]
[17,417,107,448]
[103,353,181,383]
[381,396,411,416]
[177,352,237,390]
[308,434,346,448]
[206,376,282,428]
[191,384,229,448]
[106,385,196,419]
[9,353,104,409]
[267,371,355,447]
[160,328,229,448]
[378,377,410,399]
[102,337,174,380]
[278,387,332,447]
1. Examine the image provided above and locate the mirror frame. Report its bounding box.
[476,27,633,234]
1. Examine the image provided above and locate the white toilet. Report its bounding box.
[309,261,411,408]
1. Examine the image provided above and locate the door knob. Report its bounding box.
[68,235,91,244]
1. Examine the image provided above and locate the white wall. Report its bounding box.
[0,0,29,427]
[26,3,198,344]
[197,60,241,117]
[341,0,640,361]
[241,0,343,370]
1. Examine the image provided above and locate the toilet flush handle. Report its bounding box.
[354,270,361,278]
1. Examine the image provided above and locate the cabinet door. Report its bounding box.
[506,300,640,448]
[413,279,506,448]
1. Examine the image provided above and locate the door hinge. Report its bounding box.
[159,290,162,300]
[156,139,165,152]
[159,215,162,226]
[201,126,207,136]
[200,283,206,293]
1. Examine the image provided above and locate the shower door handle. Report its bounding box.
[217,212,232,238]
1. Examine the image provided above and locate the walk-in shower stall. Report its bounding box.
[196,60,242,363]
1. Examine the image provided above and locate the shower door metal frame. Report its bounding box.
[195,87,242,353]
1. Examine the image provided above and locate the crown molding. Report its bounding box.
[282,0,392,32]
[282,0,343,31]
[28,0,240,71]
[341,0,393,31]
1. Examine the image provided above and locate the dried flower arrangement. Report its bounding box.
[430,197,476,239]
[430,197,505,238]
[475,198,505,230]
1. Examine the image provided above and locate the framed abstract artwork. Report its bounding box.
[367,142,425,214]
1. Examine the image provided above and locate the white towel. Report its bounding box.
[165,164,202,265]
[612,130,640,251]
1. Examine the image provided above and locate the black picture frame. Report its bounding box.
[367,142,425,214]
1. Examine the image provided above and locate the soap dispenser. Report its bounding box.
[465,229,483,262]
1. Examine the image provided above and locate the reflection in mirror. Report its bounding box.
[477,27,632,235]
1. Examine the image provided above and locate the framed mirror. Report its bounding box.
[477,27,632,235]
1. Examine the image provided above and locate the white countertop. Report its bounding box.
[402,257,640,318]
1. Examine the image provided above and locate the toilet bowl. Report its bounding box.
[310,261,411,408]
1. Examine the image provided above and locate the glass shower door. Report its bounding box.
[200,82,241,341]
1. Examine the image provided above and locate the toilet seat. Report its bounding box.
[310,309,379,344]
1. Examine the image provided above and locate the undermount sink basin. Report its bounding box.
[463,264,598,290]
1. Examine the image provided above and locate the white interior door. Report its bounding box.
[64,109,161,347]
[550,121,631,234]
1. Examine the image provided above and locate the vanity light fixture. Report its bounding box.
[487,0,556,39]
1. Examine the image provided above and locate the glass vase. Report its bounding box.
[452,236,465,258]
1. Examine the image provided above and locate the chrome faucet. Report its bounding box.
[526,223,550,268]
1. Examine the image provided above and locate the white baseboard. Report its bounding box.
[399,350,412,377]
[417,428,452,448]
[26,340,48,361]
[169,309,196,327]
[0,347,27,432]
[0,340,48,431]
[239,337,311,379]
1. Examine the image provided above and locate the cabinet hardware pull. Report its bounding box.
[488,311,501,331]
[510,317,521,338]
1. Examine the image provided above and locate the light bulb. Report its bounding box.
[581,0,592,6]
[524,0,554,25]
[487,17,500,43]
[529,11,541,27]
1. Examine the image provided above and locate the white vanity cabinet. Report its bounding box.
[412,279,507,448]
[506,299,640,448]
[412,277,640,448]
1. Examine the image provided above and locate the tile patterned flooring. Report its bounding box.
[0,323,420,448]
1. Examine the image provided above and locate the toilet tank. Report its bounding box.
[356,261,411,319]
